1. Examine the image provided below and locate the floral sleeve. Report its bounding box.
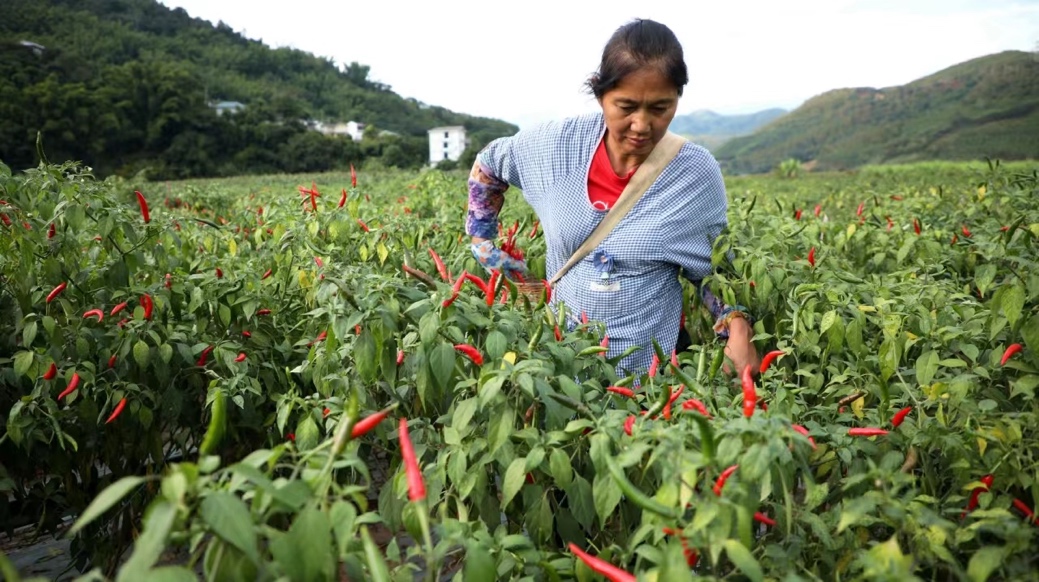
[698,284,753,340]
[466,161,509,240]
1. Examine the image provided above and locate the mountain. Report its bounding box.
[0,0,518,178]
[713,51,1039,174]
[670,108,787,137]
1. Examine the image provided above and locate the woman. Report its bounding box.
[465,19,758,376]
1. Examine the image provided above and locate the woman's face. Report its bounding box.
[598,67,679,160]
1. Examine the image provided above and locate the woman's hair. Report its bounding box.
[586,19,688,98]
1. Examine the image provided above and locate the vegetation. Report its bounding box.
[2,153,1038,580]
[672,109,787,151]
[715,51,1039,174]
[0,0,517,180]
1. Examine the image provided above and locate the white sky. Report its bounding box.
[159,0,1039,129]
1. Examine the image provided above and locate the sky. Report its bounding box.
[159,0,1039,129]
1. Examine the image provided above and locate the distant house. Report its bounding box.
[18,40,46,57]
[428,126,468,166]
[316,120,366,141]
[211,101,245,116]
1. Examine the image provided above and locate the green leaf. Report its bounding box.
[218,304,231,328]
[1022,314,1039,360]
[69,476,145,535]
[501,457,527,509]
[485,330,507,361]
[360,526,391,582]
[133,340,151,370]
[592,471,622,528]
[721,539,762,582]
[975,264,997,296]
[200,492,260,564]
[820,310,836,335]
[916,350,940,386]
[429,342,456,391]
[116,501,178,582]
[354,330,377,383]
[159,343,173,365]
[140,567,198,582]
[879,338,900,383]
[1001,283,1025,327]
[967,545,1006,582]
[549,448,573,487]
[269,504,334,582]
[464,541,497,581]
[13,351,33,379]
[22,321,37,349]
[295,415,320,451]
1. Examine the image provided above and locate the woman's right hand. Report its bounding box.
[471,239,529,281]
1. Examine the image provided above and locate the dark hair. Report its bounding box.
[586,19,688,98]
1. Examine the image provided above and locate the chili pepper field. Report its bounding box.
[1,158,1038,581]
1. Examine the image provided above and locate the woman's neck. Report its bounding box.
[603,131,646,176]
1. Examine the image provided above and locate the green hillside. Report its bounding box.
[714,51,1039,174]
[670,108,787,137]
[0,0,518,178]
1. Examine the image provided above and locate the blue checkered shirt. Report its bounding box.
[474,112,729,374]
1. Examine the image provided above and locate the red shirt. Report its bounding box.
[587,137,636,211]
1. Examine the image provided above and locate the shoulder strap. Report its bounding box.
[548,132,687,287]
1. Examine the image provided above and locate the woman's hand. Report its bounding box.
[471,239,529,281]
[722,317,760,377]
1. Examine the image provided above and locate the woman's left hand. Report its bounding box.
[723,317,760,377]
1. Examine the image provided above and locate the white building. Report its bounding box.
[428,126,468,166]
[316,120,366,142]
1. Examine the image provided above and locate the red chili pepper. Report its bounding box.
[848,427,889,437]
[313,256,323,268]
[43,363,57,380]
[670,350,679,369]
[463,272,489,296]
[713,465,739,496]
[759,350,785,373]
[741,365,756,418]
[257,309,271,316]
[307,331,327,346]
[856,202,864,217]
[397,349,405,366]
[165,273,172,289]
[814,204,821,217]
[350,164,357,188]
[46,282,67,303]
[442,271,467,307]
[542,279,552,303]
[794,209,802,220]
[83,309,104,322]
[648,353,660,378]
[886,216,894,231]
[0,213,10,226]
[398,418,426,502]
[623,415,635,436]
[215,267,223,278]
[108,354,117,369]
[891,406,912,427]
[262,269,272,280]
[682,399,710,417]
[581,311,588,325]
[753,512,776,527]
[105,398,127,424]
[600,335,609,351]
[197,345,214,366]
[568,543,635,582]
[661,528,699,568]
[286,433,295,441]
[891,195,903,201]
[486,270,499,306]
[110,302,128,317]
[791,424,816,448]
[323,407,331,418]
[807,247,816,268]
[1011,499,1038,525]
[454,344,483,366]
[234,353,246,362]
[355,325,362,335]
[48,223,56,238]
[913,218,920,235]
[529,220,540,238]
[961,224,971,237]
[351,407,393,438]
[606,386,635,399]
[554,325,562,342]
[58,373,80,400]
[961,474,994,518]
[357,219,370,232]
[135,190,150,223]
[428,248,450,282]
[141,294,153,320]
[1000,344,1022,366]
[338,188,347,208]
[118,318,128,328]
[242,330,251,338]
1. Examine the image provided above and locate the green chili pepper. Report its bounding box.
[605,456,679,519]
[528,324,544,352]
[578,346,609,357]
[708,347,726,382]
[696,348,707,383]
[360,526,391,582]
[689,414,716,461]
[548,393,595,420]
[651,338,667,365]
[643,384,671,420]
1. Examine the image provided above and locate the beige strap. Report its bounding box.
[548,132,687,287]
